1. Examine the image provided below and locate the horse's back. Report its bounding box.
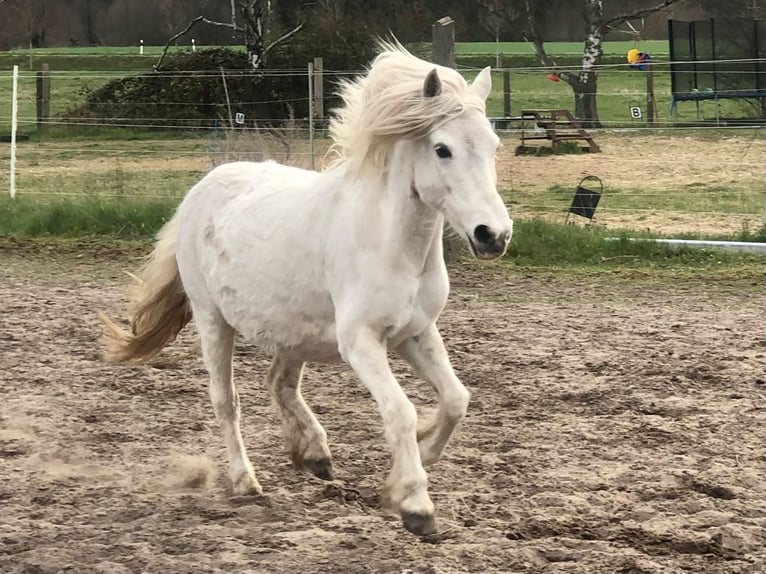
[176,160,341,359]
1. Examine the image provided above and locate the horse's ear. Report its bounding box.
[471,66,492,101]
[423,68,442,98]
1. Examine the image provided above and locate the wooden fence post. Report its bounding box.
[432,16,463,262]
[503,69,511,118]
[313,57,324,121]
[36,63,50,134]
[432,16,455,69]
[646,63,657,126]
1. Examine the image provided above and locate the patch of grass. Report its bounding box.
[2,196,760,275]
[728,224,766,242]
[553,141,583,155]
[0,195,177,238]
[10,169,203,198]
[31,126,211,141]
[504,183,763,218]
[505,218,764,270]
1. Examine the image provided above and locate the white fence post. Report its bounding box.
[308,62,315,170]
[10,64,19,199]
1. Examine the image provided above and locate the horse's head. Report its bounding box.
[412,67,513,260]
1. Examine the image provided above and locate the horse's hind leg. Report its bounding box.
[267,355,333,480]
[196,309,261,495]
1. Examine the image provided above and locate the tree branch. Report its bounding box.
[603,0,684,31]
[523,0,576,84]
[264,22,304,55]
[154,16,244,71]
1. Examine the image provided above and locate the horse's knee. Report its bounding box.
[387,397,418,436]
[444,385,470,422]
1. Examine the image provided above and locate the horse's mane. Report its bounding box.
[327,41,486,174]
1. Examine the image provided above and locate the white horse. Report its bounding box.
[102,43,512,535]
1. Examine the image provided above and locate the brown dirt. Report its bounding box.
[0,244,764,573]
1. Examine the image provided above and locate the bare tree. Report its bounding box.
[478,0,512,68]
[155,0,302,70]
[3,0,49,49]
[496,0,687,126]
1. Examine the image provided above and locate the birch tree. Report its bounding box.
[155,0,302,70]
[490,0,686,126]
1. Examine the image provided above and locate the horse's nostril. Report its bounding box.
[474,224,495,245]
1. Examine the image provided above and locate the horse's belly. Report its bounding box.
[217,281,341,361]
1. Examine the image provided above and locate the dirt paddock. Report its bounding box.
[0,243,763,573]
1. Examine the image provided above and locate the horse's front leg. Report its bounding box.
[396,323,470,466]
[338,327,436,536]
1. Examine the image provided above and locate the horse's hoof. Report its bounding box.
[402,511,436,536]
[303,457,335,481]
[232,473,263,496]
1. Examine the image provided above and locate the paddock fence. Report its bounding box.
[1,61,764,238]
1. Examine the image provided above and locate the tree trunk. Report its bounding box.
[572,73,600,128]
[520,0,683,128]
[241,1,266,69]
[573,0,603,127]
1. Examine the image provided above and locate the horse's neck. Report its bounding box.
[379,144,444,271]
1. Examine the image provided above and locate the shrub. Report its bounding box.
[66,21,379,130]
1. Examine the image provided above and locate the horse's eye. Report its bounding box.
[435,145,452,159]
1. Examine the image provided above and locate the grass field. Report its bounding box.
[0,41,757,137]
[1,40,760,137]
[1,193,762,273]
[1,40,669,57]
[1,66,756,137]
[0,43,763,258]
[456,40,669,56]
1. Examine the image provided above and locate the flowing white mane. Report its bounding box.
[327,42,487,174]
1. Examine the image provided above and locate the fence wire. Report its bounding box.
[1,62,763,237]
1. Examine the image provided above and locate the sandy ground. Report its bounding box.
[0,241,763,573]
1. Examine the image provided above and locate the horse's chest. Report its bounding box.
[385,274,449,347]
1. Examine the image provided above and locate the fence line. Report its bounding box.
[1,64,762,235]
[6,146,764,169]
[2,56,765,78]
[5,118,766,135]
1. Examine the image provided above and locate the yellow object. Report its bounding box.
[627,49,640,64]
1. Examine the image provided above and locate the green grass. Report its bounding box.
[2,45,218,57]
[3,66,752,136]
[0,195,177,238]
[476,66,760,123]
[2,42,761,137]
[455,40,669,56]
[10,169,203,198]
[1,41,667,59]
[1,195,762,272]
[506,218,764,270]
[0,45,211,72]
[504,183,764,219]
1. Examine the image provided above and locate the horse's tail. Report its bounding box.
[100,212,192,363]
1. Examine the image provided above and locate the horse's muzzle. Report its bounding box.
[470,224,511,259]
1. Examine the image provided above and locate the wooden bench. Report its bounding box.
[516,109,600,154]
